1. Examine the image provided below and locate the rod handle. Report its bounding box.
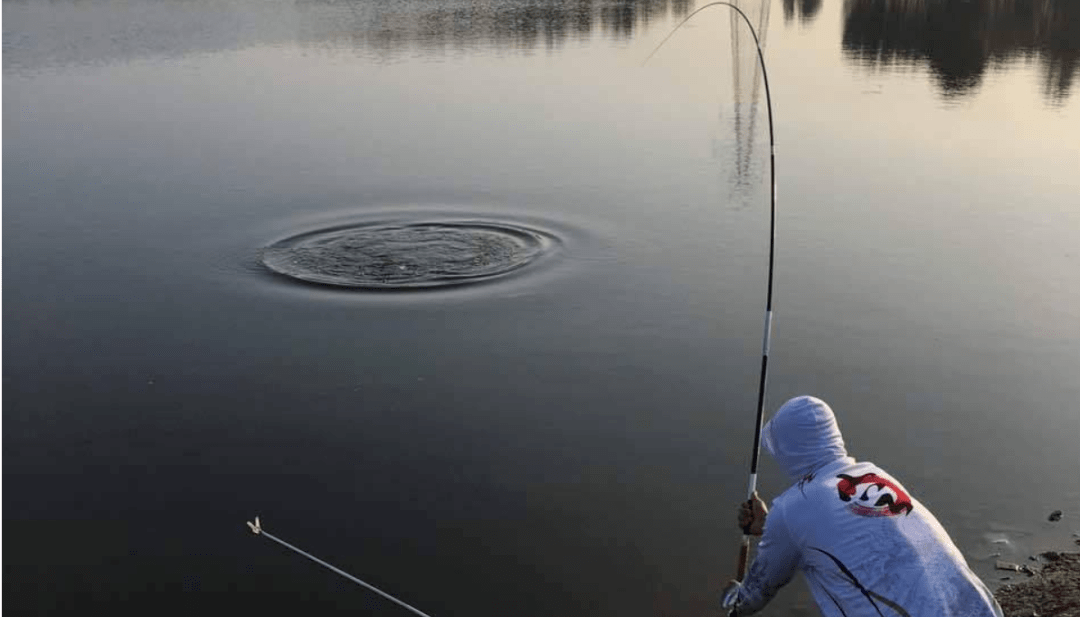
[735,535,750,581]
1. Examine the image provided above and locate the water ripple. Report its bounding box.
[261,219,558,290]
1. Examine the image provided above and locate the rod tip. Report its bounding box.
[246,516,262,535]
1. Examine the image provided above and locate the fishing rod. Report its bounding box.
[644,0,778,590]
[245,517,436,617]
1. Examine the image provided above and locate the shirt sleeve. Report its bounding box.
[736,503,801,615]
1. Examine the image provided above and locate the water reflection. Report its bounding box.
[729,0,771,188]
[782,0,822,25]
[2,0,266,72]
[295,0,695,54]
[842,0,1080,105]
[3,0,694,72]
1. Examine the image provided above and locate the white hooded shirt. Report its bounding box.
[734,396,1003,616]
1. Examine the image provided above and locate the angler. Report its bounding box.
[722,396,1003,616]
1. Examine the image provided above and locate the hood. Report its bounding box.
[763,396,854,481]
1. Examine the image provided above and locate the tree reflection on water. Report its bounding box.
[782,0,822,25]
[842,0,1079,105]
[295,0,694,52]
[298,0,1077,105]
[9,0,1072,106]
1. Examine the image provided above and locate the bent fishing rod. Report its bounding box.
[645,0,778,587]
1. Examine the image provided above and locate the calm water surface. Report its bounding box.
[5,1,1079,615]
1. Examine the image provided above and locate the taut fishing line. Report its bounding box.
[245,517,436,617]
[245,5,777,614]
[644,0,779,589]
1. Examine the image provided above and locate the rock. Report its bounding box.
[1048,510,1063,522]
[997,560,1024,572]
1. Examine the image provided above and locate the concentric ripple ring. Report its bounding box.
[261,220,558,289]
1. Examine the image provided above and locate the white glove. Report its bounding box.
[721,580,743,614]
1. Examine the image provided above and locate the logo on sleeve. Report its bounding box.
[836,473,914,517]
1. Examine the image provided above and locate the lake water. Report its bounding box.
[4,0,1079,615]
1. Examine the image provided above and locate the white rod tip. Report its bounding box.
[247,517,262,535]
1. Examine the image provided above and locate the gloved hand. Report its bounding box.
[721,579,742,615]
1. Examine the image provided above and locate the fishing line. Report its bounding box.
[644,1,778,586]
[245,517,437,617]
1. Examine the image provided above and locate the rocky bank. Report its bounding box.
[994,551,1080,617]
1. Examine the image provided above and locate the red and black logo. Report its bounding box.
[836,473,914,517]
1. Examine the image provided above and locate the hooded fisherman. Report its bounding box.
[721,396,1003,616]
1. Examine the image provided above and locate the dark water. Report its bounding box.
[4,1,1079,615]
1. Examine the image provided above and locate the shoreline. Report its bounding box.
[993,549,1080,617]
